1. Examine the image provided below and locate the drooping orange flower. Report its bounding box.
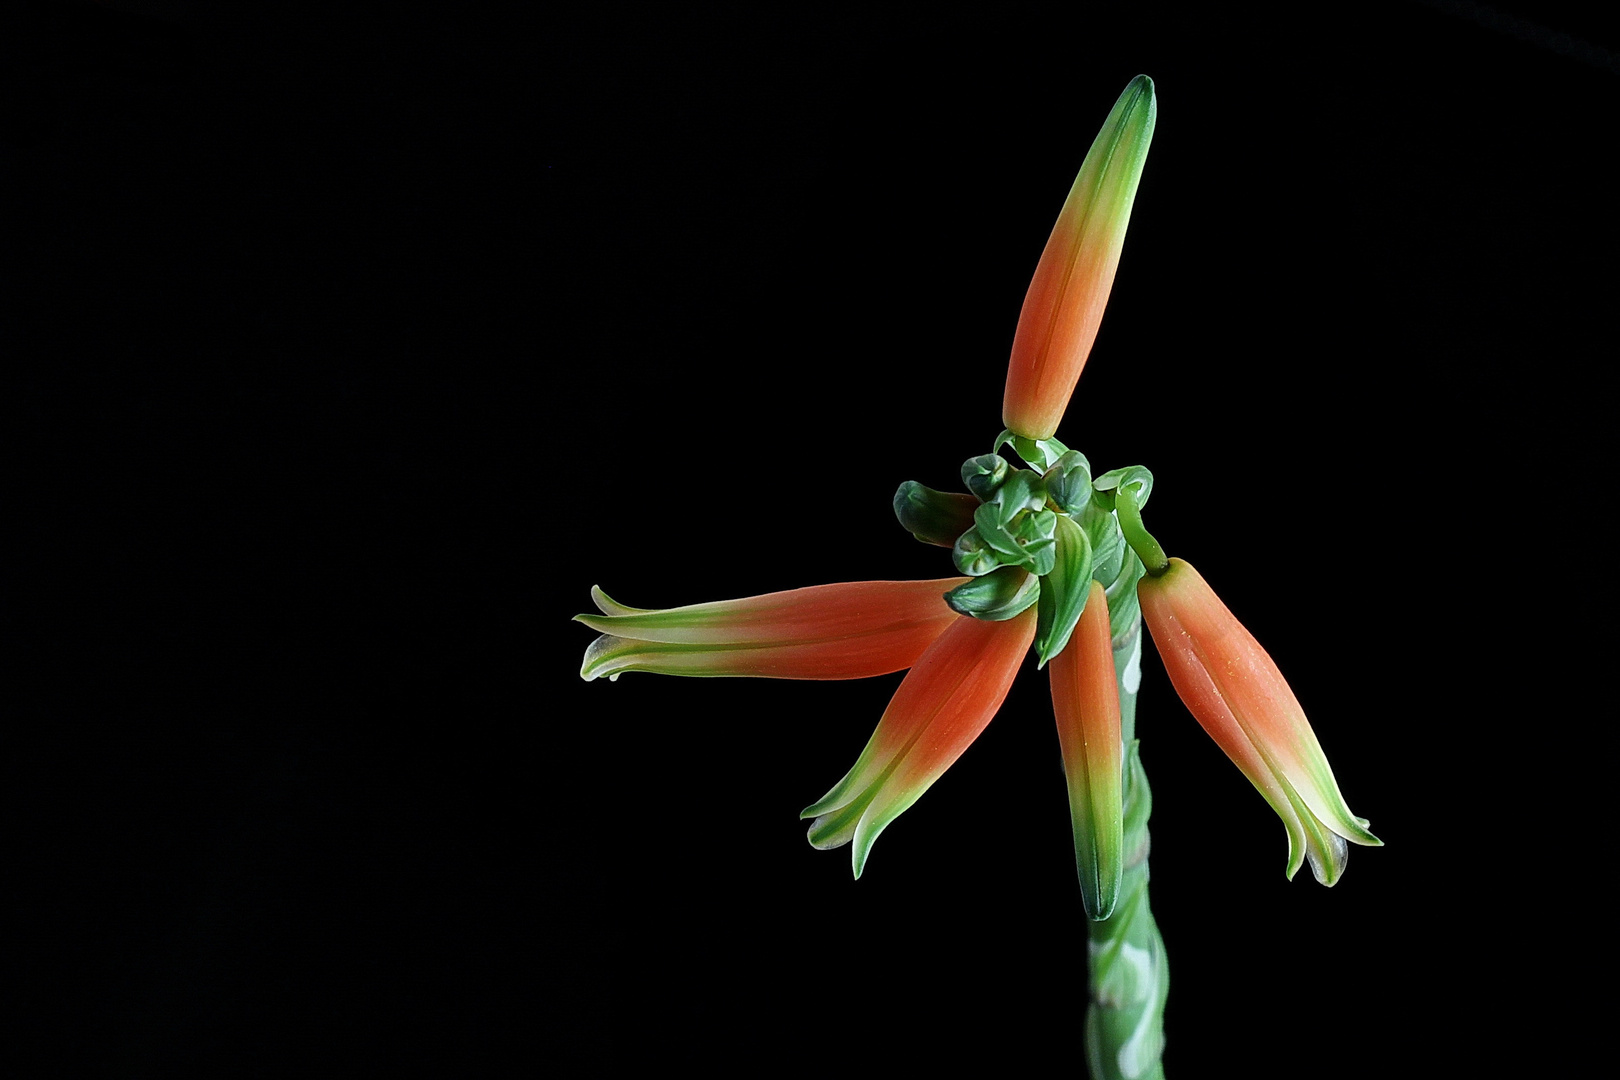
[1138,558,1382,884]
[1050,580,1125,918]
[801,605,1037,877]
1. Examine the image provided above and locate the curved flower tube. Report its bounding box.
[1002,75,1156,441]
[576,578,967,682]
[1137,558,1381,885]
[802,605,1037,877]
[1050,581,1124,920]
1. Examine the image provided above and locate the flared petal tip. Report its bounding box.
[579,634,637,682]
[803,811,871,880]
[803,800,861,852]
[802,805,884,880]
[1290,818,1383,887]
[1306,831,1351,887]
[589,584,645,616]
[1349,818,1383,847]
[803,815,849,850]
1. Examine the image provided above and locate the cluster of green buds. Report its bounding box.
[897,431,1155,667]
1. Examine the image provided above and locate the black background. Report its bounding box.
[8,1,1613,1074]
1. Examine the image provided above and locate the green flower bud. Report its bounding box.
[973,502,1027,561]
[984,469,1048,527]
[952,526,1002,577]
[893,481,980,548]
[961,454,1010,502]
[1014,508,1060,576]
[943,565,1041,621]
[1043,450,1094,515]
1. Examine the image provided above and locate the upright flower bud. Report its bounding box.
[1003,75,1156,441]
[1137,559,1381,884]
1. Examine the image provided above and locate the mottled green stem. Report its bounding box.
[1086,615,1169,1080]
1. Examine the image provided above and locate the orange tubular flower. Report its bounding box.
[1049,581,1124,920]
[575,579,967,682]
[801,605,1037,877]
[1137,559,1382,884]
[1002,75,1156,441]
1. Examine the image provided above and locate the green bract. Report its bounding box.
[994,428,1072,473]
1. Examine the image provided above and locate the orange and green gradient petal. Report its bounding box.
[1002,75,1156,441]
[801,605,1037,877]
[575,578,967,681]
[1138,559,1381,885]
[1049,581,1124,920]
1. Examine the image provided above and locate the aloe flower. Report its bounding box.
[576,578,968,682]
[578,576,1039,873]
[801,606,1037,877]
[1003,75,1156,441]
[1050,580,1124,919]
[1137,558,1382,885]
[578,74,1380,1080]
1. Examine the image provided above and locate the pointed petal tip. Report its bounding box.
[589,585,653,617]
[1081,890,1118,922]
[1340,818,1382,848]
[799,787,851,821]
[1347,816,1383,846]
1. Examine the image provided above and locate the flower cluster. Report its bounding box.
[576,76,1378,917]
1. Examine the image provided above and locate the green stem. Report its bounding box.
[1114,485,1169,577]
[1086,615,1169,1080]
